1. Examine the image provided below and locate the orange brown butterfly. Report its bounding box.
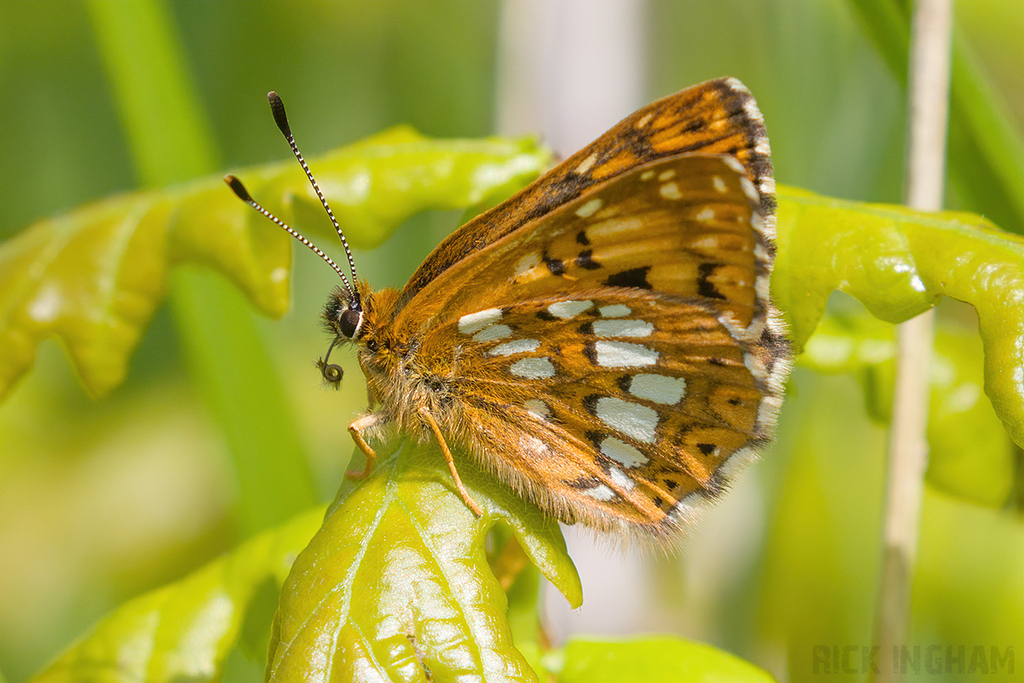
[225,78,791,544]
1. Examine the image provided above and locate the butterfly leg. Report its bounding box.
[346,414,382,479]
[418,408,484,518]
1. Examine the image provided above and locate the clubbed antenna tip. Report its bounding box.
[267,91,291,138]
[223,175,252,203]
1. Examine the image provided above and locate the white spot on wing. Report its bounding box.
[636,112,654,128]
[743,96,765,125]
[658,169,676,181]
[660,182,682,200]
[717,444,759,484]
[721,156,745,174]
[756,395,780,434]
[587,216,643,240]
[459,308,502,335]
[724,77,751,96]
[511,357,555,379]
[473,324,511,342]
[599,304,631,318]
[695,208,716,222]
[574,153,598,176]
[595,341,658,368]
[712,175,728,193]
[583,484,616,501]
[600,437,648,468]
[740,176,759,203]
[521,434,549,458]
[592,319,654,338]
[630,374,687,405]
[524,399,552,419]
[596,397,658,443]
[491,339,540,356]
[640,170,655,181]
[548,300,592,319]
[608,465,635,491]
[514,252,540,278]
[575,198,603,218]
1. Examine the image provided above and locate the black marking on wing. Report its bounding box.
[544,253,566,276]
[604,266,652,290]
[697,263,725,299]
[575,250,601,270]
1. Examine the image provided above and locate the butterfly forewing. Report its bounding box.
[398,78,775,310]
[398,154,767,337]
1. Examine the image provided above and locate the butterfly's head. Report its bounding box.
[224,91,371,390]
[323,285,364,340]
[320,281,403,389]
[316,283,365,389]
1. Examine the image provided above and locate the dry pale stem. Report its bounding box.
[872,1,953,681]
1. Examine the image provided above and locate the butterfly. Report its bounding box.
[225,77,791,544]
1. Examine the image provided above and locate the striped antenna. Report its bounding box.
[223,174,353,297]
[266,91,360,292]
[223,91,360,302]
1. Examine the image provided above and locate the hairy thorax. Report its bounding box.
[356,288,460,439]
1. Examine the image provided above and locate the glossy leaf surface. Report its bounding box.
[267,439,581,683]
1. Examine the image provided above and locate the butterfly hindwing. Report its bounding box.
[394,152,782,537]
[444,288,769,536]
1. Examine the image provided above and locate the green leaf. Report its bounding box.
[29,506,326,683]
[0,130,551,401]
[775,185,1024,449]
[803,308,1019,507]
[267,439,582,683]
[544,636,776,683]
[25,440,582,683]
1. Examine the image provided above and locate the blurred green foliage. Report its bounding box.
[1,1,1022,682]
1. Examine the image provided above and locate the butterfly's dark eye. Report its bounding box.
[339,308,362,338]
